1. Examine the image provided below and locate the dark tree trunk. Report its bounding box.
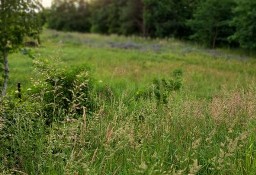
[1,50,9,98]
[212,27,218,49]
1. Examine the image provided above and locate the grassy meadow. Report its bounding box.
[1,30,256,174]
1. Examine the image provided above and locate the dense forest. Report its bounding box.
[46,0,256,49]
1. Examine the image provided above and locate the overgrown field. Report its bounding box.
[1,30,256,174]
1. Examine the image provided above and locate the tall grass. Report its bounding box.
[1,84,256,174]
[1,30,256,174]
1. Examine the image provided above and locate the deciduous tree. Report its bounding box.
[187,0,235,48]
[48,0,91,32]
[143,0,199,38]
[231,0,256,50]
[120,0,144,36]
[0,0,42,99]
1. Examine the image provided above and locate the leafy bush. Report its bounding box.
[32,57,96,124]
[136,69,183,104]
[0,56,97,173]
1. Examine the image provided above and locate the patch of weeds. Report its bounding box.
[136,69,183,104]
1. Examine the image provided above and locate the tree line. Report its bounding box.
[47,0,256,49]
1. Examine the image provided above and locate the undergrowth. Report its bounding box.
[1,58,256,174]
[1,83,256,174]
[1,31,256,174]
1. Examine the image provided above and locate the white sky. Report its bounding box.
[42,0,52,8]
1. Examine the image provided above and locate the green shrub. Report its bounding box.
[32,57,97,124]
[136,69,183,104]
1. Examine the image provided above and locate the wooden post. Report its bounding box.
[17,83,21,100]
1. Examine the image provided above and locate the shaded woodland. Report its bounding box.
[47,0,256,49]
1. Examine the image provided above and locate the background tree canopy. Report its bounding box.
[48,0,91,32]
[231,0,256,50]
[187,0,236,48]
[46,0,256,50]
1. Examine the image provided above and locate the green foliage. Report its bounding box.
[106,0,126,34]
[136,69,183,104]
[241,135,256,174]
[187,0,236,48]
[0,0,42,52]
[32,57,96,123]
[2,29,256,174]
[143,0,174,38]
[0,99,47,173]
[0,0,42,97]
[0,97,74,174]
[230,0,256,50]
[143,0,199,38]
[90,8,109,34]
[152,69,183,104]
[48,0,91,32]
[45,0,256,49]
[90,0,126,34]
[49,0,197,38]
[119,0,144,35]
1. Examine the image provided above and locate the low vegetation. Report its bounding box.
[1,30,256,174]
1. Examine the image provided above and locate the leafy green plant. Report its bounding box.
[136,69,183,104]
[31,57,96,123]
